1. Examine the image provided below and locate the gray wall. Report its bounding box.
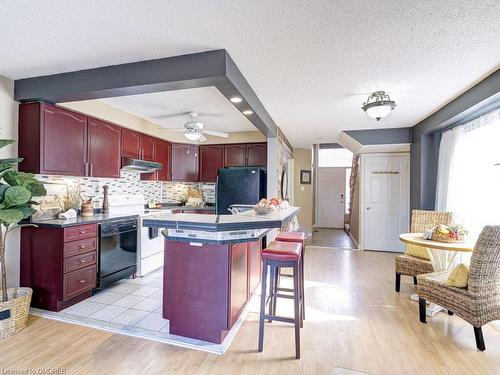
[344,127,412,145]
[411,68,500,209]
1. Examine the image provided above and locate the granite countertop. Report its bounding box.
[26,213,141,228]
[143,207,300,232]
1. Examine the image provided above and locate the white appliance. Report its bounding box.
[107,194,170,277]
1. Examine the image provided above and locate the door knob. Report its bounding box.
[366,207,371,210]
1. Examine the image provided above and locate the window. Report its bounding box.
[318,148,353,167]
[436,108,500,240]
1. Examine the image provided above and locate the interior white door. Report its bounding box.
[362,154,409,252]
[317,167,346,228]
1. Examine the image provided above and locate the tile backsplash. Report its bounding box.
[36,171,216,207]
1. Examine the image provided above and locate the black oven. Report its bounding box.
[98,217,138,287]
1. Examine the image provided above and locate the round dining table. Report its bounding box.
[399,233,474,316]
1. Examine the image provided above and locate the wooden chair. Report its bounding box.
[417,225,500,351]
[395,210,453,292]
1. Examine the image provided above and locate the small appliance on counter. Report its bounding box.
[216,167,267,215]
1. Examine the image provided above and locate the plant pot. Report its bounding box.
[0,287,32,340]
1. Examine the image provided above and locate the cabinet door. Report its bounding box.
[121,128,140,158]
[224,144,246,167]
[247,240,262,296]
[88,118,121,178]
[199,145,224,182]
[155,139,172,181]
[229,243,248,327]
[140,135,155,161]
[41,104,87,176]
[171,143,199,182]
[247,143,267,167]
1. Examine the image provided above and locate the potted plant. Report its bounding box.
[0,139,46,339]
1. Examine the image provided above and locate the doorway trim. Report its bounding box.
[359,152,410,251]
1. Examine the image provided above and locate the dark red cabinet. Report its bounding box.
[247,143,267,166]
[19,103,88,176]
[87,118,121,178]
[140,135,155,161]
[199,145,224,182]
[171,143,198,182]
[247,240,262,295]
[155,139,172,181]
[224,144,247,167]
[121,128,141,158]
[230,243,249,326]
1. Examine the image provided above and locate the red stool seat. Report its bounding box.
[262,241,302,262]
[276,231,306,242]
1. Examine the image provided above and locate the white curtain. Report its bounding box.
[435,107,500,241]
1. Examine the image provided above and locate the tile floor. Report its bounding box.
[29,266,251,354]
[309,228,357,249]
[61,267,169,332]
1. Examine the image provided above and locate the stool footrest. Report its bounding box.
[263,315,296,324]
[276,287,294,292]
[270,292,295,300]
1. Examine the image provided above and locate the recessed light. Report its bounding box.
[242,110,253,115]
[230,96,243,103]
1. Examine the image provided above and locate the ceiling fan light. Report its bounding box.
[362,91,396,121]
[185,132,201,141]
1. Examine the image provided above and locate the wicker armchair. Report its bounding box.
[417,225,500,351]
[395,210,453,292]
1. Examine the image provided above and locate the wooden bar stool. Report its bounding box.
[258,240,303,359]
[274,231,306,319]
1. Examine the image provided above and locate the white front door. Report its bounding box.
[317,167,346,228]
[362,154,410,252]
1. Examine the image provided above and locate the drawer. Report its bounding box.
[63,265,96,301]
[64,237,97,258]
[64,224,97,242]
[64,251,97,274]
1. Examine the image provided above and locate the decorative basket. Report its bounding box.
[0,287,32,340]
[431,233,464,243]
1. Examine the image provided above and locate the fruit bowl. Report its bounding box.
[431,224,468,243]
[253,205,272,215]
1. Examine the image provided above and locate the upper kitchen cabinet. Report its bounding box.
[87,118,121,178]
[171,143,198,182]
[139,135,155,161]
[199,145,224,182]
[19,102,87,176]
[246,143,267,167]
[154,139,172,181]
[224,144,246,167]
[121,128,141,158]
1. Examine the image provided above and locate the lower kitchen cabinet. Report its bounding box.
[162,239,262,343]
[20,224,98,311]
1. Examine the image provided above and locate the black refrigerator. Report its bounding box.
[216,167,267,215]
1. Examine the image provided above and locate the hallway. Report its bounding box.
[310,228,357,249]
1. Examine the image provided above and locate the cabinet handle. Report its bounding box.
[89,163,93,176]
[79,231,86,234]
[79,279,86,284]
[79,245,86,249]
[80,259,87,263]
[84,162,88,176]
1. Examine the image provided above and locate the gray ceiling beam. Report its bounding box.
[13,49,279,139]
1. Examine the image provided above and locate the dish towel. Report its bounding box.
[58,209,77,220]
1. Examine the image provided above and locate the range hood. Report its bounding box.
[121,157,162,173]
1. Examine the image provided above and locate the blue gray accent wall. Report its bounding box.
[344,127,412,145]
[411,68,500,210]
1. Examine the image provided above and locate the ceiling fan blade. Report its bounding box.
[150,113,186,119]
[203,130,229,138]
[158,128,186,132]
[198,134,207,142]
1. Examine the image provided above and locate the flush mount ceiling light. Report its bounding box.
[242,110,254,115]
[230,96,243,103]
[361,91,396,121]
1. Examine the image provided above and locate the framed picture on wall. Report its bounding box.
[300,170,311,184]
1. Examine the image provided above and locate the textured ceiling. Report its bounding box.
[98,87,256,133]
[1,1,499,147]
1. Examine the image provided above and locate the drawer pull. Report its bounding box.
[80,259,87,263]
[79,231,86,234]
[79,245,87,249]
[79,279,86,284]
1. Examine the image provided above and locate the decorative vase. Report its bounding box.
[0,287,32,339]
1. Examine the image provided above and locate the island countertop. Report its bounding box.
[142,206,300,232]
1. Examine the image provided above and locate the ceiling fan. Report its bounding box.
[159,111,228,142]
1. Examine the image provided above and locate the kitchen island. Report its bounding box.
[142,207,300,343]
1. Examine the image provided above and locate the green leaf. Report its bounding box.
[0,208,24,225]
[3,186,31,207]
[25,182,47,197]
[11,204,35,219]
[0,140,15,149]
[0,185,7,201]
[0,158,23,165]
[2,170,21,186]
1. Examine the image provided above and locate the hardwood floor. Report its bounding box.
[2,247,499,374]
[310,228,357,249]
